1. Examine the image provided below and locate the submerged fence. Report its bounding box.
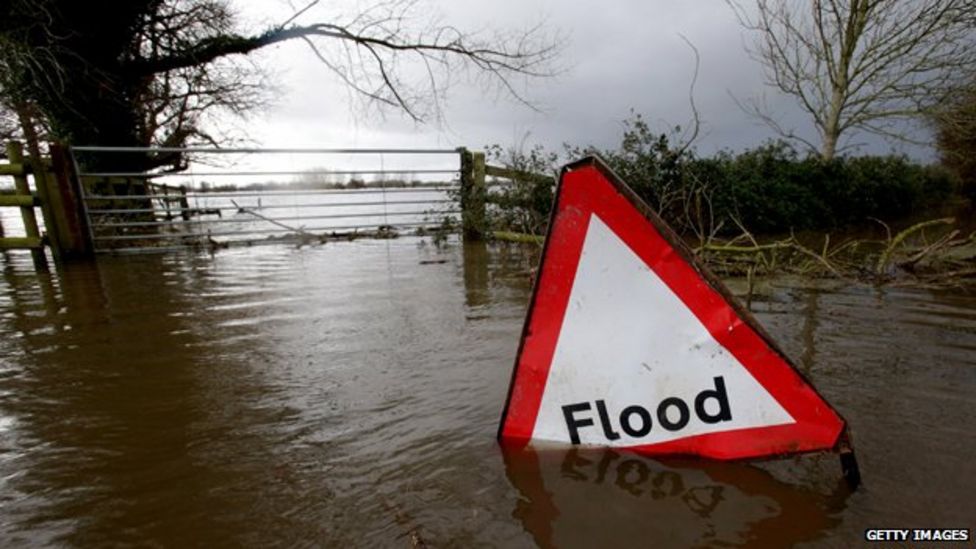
[0,143,517,262]
[70,147,468,253]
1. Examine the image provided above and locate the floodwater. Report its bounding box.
[0,239,973,547]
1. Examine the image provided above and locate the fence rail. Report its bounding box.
[1,143,502,264]
[71,146,467,253]
[0,143,46,266]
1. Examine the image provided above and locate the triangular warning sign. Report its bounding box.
[498,157,849,460]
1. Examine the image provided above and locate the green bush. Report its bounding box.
[682,143,953,234]
[483,144,558,236]
[480,115,957,237]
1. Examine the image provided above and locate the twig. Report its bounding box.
[868,217,892,242]
[875,217,955,276]
[230,199,316,238]
[787,231,846,279]
[898,229,960,271]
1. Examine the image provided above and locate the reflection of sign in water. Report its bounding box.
[498,158,858,484]
[502,446,848,548]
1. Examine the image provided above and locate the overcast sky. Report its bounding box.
[231,0,932,162]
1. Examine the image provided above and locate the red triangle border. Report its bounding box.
[498,157,847,460]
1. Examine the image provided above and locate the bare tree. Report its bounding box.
[933,73,976,196]
[0,0,560,170]
[0,107,18,145]
[131,1,272,152]
[0,99,52,161]
[729,0,976,160]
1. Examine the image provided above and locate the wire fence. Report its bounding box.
[69,147,463,253]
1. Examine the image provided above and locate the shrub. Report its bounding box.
[483,143,558,236]
[478,116,957,238]
[693,144,954,234]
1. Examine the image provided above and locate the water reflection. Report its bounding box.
[0,253,308,546]
[463,241,490,308]
[503,446,849,548]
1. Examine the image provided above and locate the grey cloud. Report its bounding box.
[239,0,934,160]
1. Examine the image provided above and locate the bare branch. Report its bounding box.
[123,5,560,124]
[675,34,701,156]
[0,0,560,159]
[729,0,976,159]
[279,0,320,28]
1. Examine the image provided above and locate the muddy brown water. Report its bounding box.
[0,239,973,547]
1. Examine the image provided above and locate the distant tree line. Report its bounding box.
[194,177,441,193]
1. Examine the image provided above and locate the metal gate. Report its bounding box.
[69,147,463,253]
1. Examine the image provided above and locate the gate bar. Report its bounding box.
[72,147,460,154]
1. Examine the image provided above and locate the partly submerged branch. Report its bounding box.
[698,216,975,286]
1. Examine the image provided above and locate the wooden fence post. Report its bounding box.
[459,148,487,241]
[48,143,94,259]
[6,141,48,270]
[179,185,191,221]
[25,142,67,261]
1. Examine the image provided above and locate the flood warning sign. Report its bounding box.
[498,157,849,461]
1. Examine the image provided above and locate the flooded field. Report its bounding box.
[0,239,974,547]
